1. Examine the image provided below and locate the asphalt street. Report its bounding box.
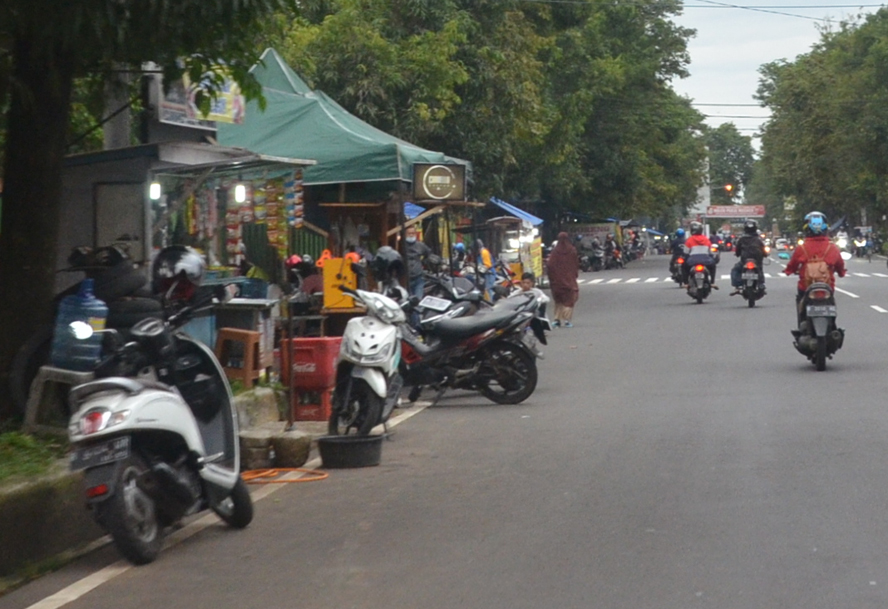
[6,253,888,609]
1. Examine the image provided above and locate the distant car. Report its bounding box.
[775,238,791,251]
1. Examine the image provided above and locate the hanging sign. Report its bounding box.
[705,205,766,218]
[412,163,466,201]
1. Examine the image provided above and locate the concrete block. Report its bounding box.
[271,429,311,468]
[232,387,282,430]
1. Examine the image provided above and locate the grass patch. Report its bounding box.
[0,431,69,485]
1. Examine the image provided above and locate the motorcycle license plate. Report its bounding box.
[742,272,758,280]
[695,272,705,281]
[419,295,451,312]
[70,436,130,471]
[806,305,837,317]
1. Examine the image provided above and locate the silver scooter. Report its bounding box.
[67,291,252,565]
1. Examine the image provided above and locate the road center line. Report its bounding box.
[625,278,640,284]
[589,278,604,284]
[606,278,622,284]
[645,277,659,283]
[874,273,888,278]
[835,287,860,299]
[872,305,888,313]
[854,273,871,277]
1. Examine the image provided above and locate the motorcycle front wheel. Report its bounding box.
[329,378,383,436]
[212,477,254,529]
[478,342,538,404]
[97,455,162,565]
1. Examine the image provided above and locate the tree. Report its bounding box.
[757,8,888,226]
[703,123,754,205]
[0,0,291,416]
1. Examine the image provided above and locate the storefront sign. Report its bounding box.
[412,163,466,201]
[158,71,245,130]
[705,205,766,218]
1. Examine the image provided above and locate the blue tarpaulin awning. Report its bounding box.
[489,197,543,226]
[646,229,664,236]
[404,202,426,219]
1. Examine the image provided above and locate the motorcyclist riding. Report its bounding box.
[681,222,718,289]
[730,219,767,295]
[784,211,846,321]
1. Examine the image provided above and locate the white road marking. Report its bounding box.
[835,287,860,299]
[589,278,604,284]
[854,273,871,277]
[626,278,640,284]
[874,273,888,278]
[872,305,888,313]
[720,275,730,280]
[664,277,672,282]
[765,273,772,278]
[645,277,659,283]
[607,278,622,284]
[576,279,586,284]
[24,408,429,609]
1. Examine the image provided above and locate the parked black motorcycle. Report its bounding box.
[10,245,162,415]
[791,283,845,371]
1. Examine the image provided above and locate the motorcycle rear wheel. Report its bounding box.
[329,378,383,436]
[747,295,756,308]
[478,342,538,404]
[98,455,162,565]
[815,336,827,371]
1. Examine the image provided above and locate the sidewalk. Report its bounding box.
[0,389,424,590]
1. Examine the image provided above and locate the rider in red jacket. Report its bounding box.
[784,212,846,294]
[681,221,718,287]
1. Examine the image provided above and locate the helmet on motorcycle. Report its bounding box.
[301,254,314,266]
[453,242,466,253]
[285,254,302,268]
[371,246,404,282]
[675,228,685,238]
[803,211,828,236]
[743,219,758,235]
[690,221,704,236]
[151,245,205,301]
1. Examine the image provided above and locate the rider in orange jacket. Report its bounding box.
[681,222,718,288]
[784,210,846,296]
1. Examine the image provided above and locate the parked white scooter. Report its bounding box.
[329,286,405,436]
[67,289,252,565]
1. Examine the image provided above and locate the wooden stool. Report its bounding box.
[215,328,263,388]
[24,366,95,435]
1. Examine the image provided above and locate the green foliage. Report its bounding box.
[269,0,706,221]
[758,8,888,226]
[703,123,754,205]
[0,432,68,485]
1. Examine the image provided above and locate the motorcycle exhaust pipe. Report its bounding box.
[829,329,844,350]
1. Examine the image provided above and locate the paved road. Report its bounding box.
[6,254,888,609]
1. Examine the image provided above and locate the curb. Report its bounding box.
[0,393,428,593]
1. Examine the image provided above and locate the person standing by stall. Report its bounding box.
[546,232,579,328]
[405,224,432,301]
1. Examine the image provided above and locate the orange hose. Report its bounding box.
[242,468,328,484]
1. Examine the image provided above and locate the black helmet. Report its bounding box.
[301,254,314,266]
[371,246,404,282]
[690,221,704,235]
[151,245,205,300]
[744,219,758,235]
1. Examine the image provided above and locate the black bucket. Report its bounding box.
[317,435,383,468]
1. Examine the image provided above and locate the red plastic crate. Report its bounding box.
[280,337,342,391]
[291,388,334,422]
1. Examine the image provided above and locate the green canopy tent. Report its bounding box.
[217,48,471,187]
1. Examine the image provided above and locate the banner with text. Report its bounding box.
[705,205,765,218]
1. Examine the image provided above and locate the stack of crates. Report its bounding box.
[279,337,342,421]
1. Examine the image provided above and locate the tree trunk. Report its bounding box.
[0,36,75,417]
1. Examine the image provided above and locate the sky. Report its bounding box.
[671,1,885,142]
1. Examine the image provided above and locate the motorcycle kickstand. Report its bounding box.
[430,386,447,408]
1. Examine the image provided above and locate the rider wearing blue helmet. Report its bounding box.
[784,211,846,316]
[669,228,687,274]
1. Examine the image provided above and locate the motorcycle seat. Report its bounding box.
[426,308,519,339]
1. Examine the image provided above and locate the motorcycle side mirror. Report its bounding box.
[840,251,853,261]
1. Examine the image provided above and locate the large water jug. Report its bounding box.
[50,279,109,371]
